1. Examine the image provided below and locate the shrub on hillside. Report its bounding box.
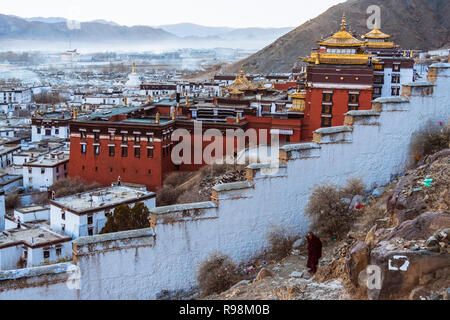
[197,253,239,297]
[341,178,366,199]
[50,178,99,198]
[163,172,192,188]
[266,228,296,261]
[305,179,367,239]
[409,123,450,165]
[156,185,179,206]
[176,185,210,204]
[5,192,20,210]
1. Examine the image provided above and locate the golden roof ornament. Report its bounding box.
[123,96,127,107]
[147,95,152,103]
[236,113,240,123]
[132,62,136,73]
[155,112,160,124]
[172,110,175,120]
[73,108,77,119]
[340,13,347,31]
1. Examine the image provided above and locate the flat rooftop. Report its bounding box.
[0,174,22,186]
[50,186,155,214]
[0,225,71,249]
[24,154,69,167]
[15,205,49,214]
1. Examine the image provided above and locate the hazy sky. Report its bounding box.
[2,0,346,28]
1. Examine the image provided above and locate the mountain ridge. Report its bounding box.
[226,0,450,74]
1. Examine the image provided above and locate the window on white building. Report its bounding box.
[43,249,50,260]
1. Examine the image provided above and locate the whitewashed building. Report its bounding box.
[14,205,50,223]
[22,152,69,191]
[0,88,32,105]
[31,112,71,142]
[50,186,156,239]
[0,226,72,270]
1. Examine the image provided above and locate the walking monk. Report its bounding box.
[306,232,322,274]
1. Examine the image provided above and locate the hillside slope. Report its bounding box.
[227,0,450,74]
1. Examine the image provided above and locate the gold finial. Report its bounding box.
[236,113,240,123]
[410,50,414,58]
[155,112,160,124]
[315,53,320,65]
[341,13,347,31]
[147,95,152,103]
[39,107,44,115]
[123,96,127,107]
[132,62,136,73]
[171,110,175,120]
[185,97,189,105]
[73,108,77,119]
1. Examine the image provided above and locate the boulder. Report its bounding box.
[372,187,385,198]
[289,271,303,278]
[254,268,273,281]
[345,241,370,286]
[367,247,450,300]
[386,212,450,241]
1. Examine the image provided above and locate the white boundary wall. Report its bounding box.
[0,64,449,299]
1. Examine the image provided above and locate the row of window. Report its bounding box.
[322,93,360,104]
[80,165,153,176]
[374,74,401,84]
[37,128,64,135]
[326,48,357,54]
[81,144,158,158]
[80,131,164,144]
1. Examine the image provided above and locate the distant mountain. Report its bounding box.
[228,0,450,74]
[0,14,176,42]
[24,16,67,23]
[158,23,293,41]
[158,23,234,38]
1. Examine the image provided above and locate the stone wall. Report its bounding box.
[1,63,449,299]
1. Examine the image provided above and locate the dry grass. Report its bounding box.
[305,178,367,240]
[341,178,366,199]
[266,228,296,261]
[197,253,240,297]
[5,192,20,210]
[409,123,450,166]
[50,178,100,198]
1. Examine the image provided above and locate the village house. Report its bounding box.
[22,152,69,191]
[0,225,72,270]
[49,186,156,239]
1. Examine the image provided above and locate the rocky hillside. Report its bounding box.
[227,0,450,73]
[204,147,450,300]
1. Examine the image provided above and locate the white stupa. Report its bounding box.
[125,62,141,89]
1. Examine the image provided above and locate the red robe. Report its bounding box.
[306,235,322,273]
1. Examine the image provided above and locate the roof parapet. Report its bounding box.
[344,110,381,126]
[313,126,353,144]
[401,82,434,98]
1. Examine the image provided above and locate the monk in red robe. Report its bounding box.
[306,232,322,274]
